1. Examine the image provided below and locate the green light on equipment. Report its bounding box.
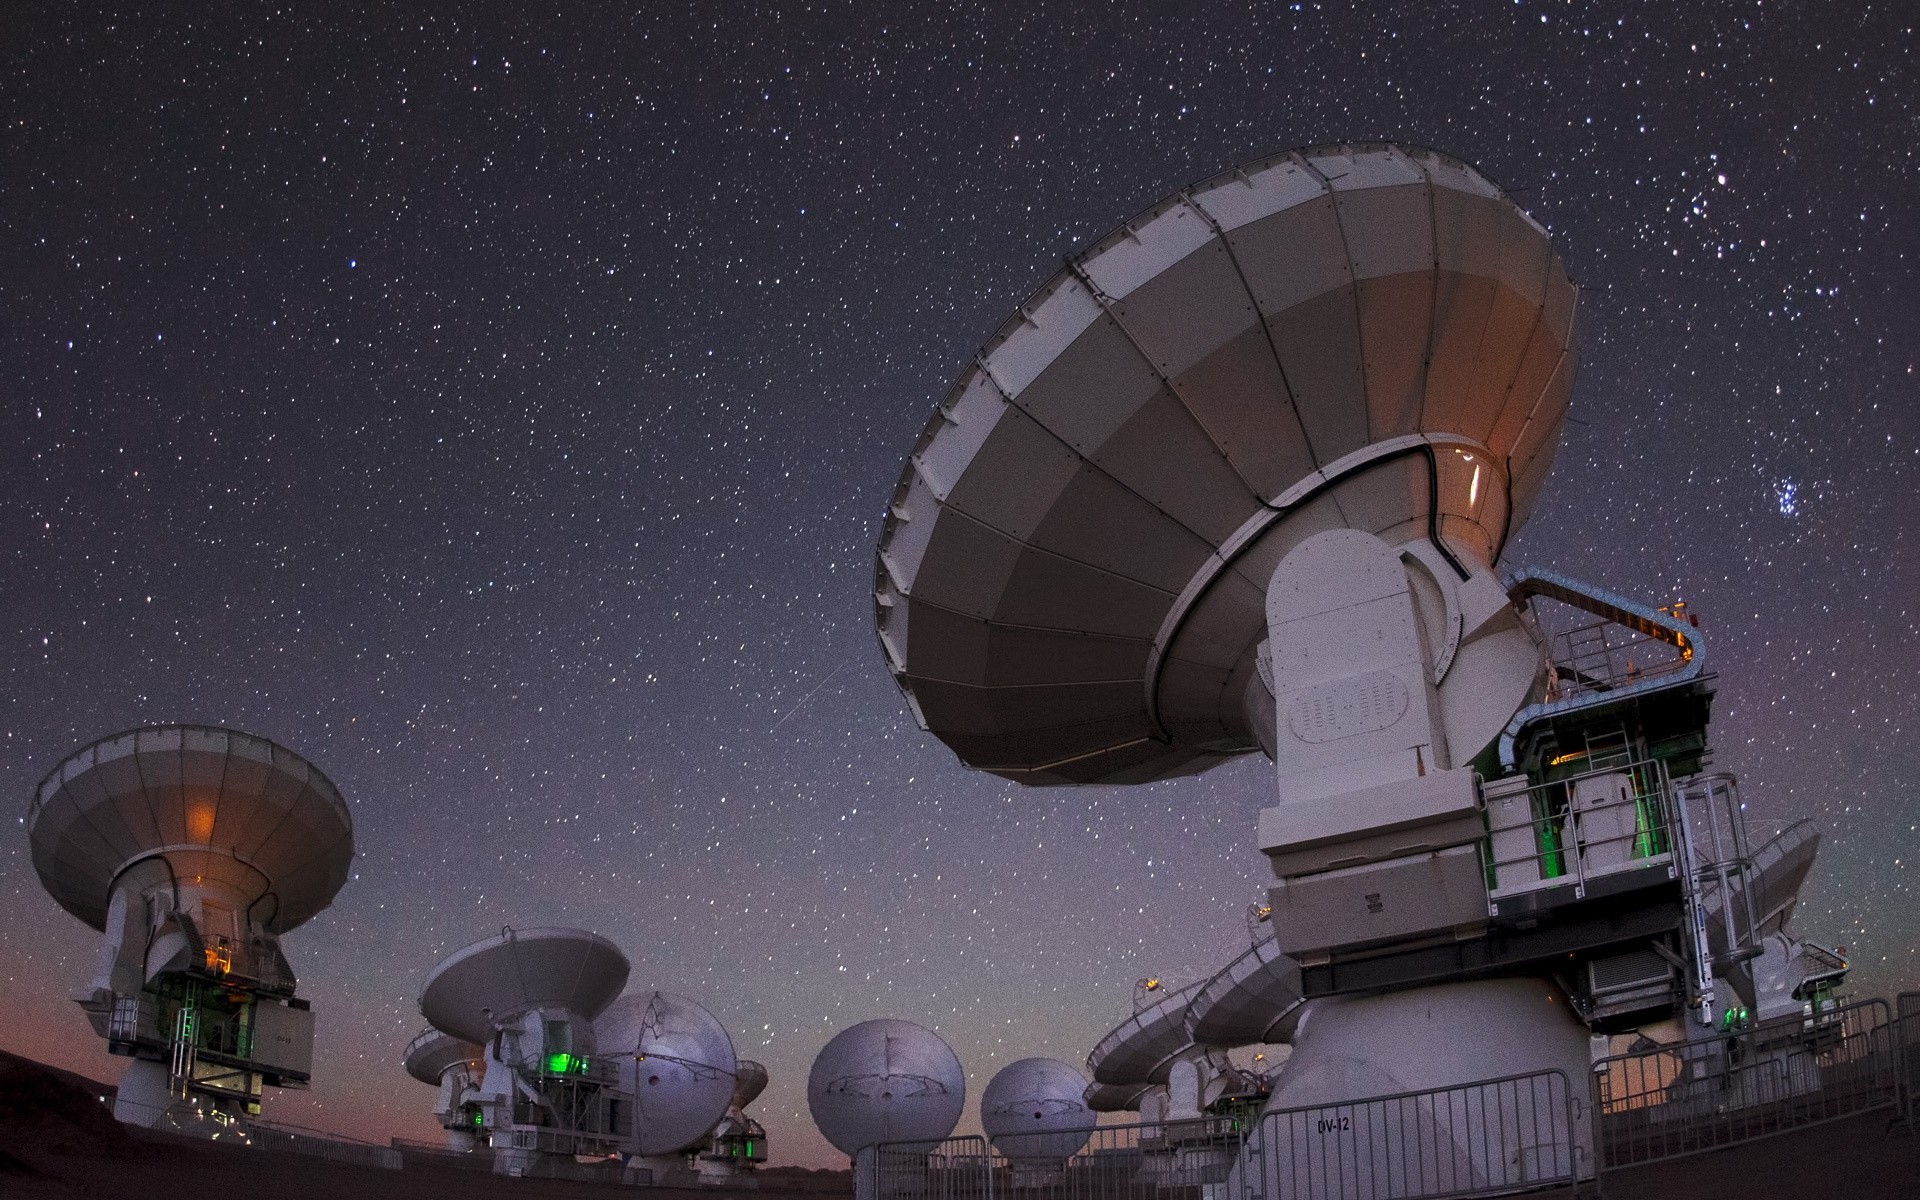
[545,1052,590,1075]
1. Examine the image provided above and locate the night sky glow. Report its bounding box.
[3,3,1917,1167]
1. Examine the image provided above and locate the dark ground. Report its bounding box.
[0,1049,850,1200]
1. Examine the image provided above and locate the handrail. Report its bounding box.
[1497,568,1706,771]
[1590,996,1897,1173]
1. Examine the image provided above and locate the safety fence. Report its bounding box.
[389,1135,496,1171]
[1242,1069,1578,1199]
[870,1119,1251,1200]
[104,1094,402,1170]
[247,1116,405,1170]
[1589,997,1899,1173]
[1899,990,1920,1127]
[872,1069,1577,1200]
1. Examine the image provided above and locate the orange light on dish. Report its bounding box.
[185,800,217,843]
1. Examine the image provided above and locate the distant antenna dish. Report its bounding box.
[30,724,353,933]
[1082,1081,1152,1113]
[807,1019,966,1156]
[420,926,629,1044]
[1086,979,1203,1085]
[700,1058,771,1181]
[403,1027,484,1086]
[28,725,354,1127]
[1186,932,1307,1049]
[729,1058,769,1111]
[403,1027,487,1151]
[980,1058,1093,1162]
[418,927,632,1176]
[594,990,738,1154]
[874,142,1577,784]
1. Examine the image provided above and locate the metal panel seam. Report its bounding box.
[1060,248,1250,497]
[969,350,1238,556]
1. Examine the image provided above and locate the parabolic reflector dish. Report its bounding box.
[1186,934,1307,1049]
[730,1058,769,1110]
[874,142,1579,784]
[403,1027,483,1086]
[1705,819,1821,948]
[594,990,738,1154]
[808,1018,966,1155]
[1086,979,1203,1086]
[420,927,629,1045]
[27,724,354,932]
[981,1057,1094,1160]
[1083,1081,1152,1113]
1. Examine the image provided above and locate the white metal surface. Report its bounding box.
[1085,979,1204,1086]
[729,1058,769,1110]
[980,1057,1093,1162]
[808,1019,966,1156]
[28,724,354,932]
[1187,934,1306,1049]
[419,927,629,1044]
[875,143,1579,785]
[1702,818,1820,947]
[1082,1079,1153,1112]
[593,990,738,1154]
[403,1027,483,1086]
[1264,977,1589,1120]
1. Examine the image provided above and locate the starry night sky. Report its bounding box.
[2,1,1916,1168]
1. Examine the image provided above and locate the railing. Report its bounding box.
[1485,756,1676,910]
[105,1094,402,1170]
[870,1134,995,1200]
[871,1118,1247,1200]
[872,1002,1920,1200]
[390,1136,496,1171]
[1590,997,1897,1172]
[1898,991,1920,1126]
[249,1117,405,1170]
[872,1071,1577,1200]
[1242,1069,1579,1200]
[1545,616,1690,701]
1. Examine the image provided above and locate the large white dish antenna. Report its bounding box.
[807,1018,966,1155]
[875,142,1578,784]
[594,990,738,1154]
[420,927,628,1044]
[28,724,354,931]
[403,1027,483,1086]
[980,1058,1093,1161]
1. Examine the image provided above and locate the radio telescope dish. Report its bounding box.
[874,142,1578,784]
[594,990,738,1154]
[29,724,353,932]
[1086,979,1203,1086]
[403,1028,483,1086]
[807,1019,966,1156]
[729,1058,769,1110]
[420,927,628,1044]
[981,1058,1093,1161]
[1186,934,1307,1049]
[1083,1081,1152,1113]
[404,1027,487,1150]
[28,725,354,1127]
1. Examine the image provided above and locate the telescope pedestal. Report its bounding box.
[1250,977,1591,1195]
